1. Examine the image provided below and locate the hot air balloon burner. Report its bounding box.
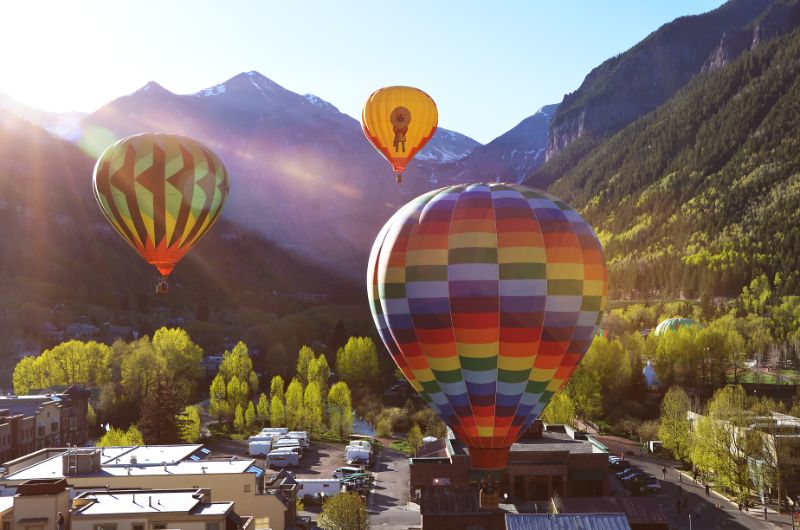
[479,472,501,509]
[155,276,169,295]
[390,107,410,153]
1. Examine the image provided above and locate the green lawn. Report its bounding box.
[728,369,800,384]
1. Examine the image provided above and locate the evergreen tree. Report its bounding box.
[285,378,305,431]
[297,346,315,384]
[139,373,183,444]
[327,382,353,440]
[209,373,228,421]
[303,382,324,436]
[178,405,202,443]
[270,375,285,401]
[270,395,286,427]
[245,401,256,431]
[234,404,245,433]
[256,393,269,425]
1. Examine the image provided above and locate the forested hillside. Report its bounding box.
[529,27,800,299]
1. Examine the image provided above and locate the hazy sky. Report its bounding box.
[1,0,725,143]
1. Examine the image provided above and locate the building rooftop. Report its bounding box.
[72,489,232,517]
[506,513,632,530]
[509,431,601,454]
[562,496,667,524]
[97,445,204,465]
[0,395,61,417]
[4,449,256,482]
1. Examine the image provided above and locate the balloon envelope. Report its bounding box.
[93,133,229,277]
[362,86,438,180]
[368,183,608,468]
[653,318,703,336]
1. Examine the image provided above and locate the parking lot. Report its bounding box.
[205,438,353,477]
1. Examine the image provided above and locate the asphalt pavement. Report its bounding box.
[616,453,790,529]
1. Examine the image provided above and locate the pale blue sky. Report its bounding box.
[1,0,725,143]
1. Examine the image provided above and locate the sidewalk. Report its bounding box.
[675,468,792,529]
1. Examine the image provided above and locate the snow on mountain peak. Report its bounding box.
[303,94,339,113]
[197,83,227,97]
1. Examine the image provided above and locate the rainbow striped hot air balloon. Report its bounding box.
[368,183,608,469]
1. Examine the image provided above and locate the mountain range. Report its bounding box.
[529,0,800,299]
[2,0,800,352]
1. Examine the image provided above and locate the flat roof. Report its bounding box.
[97,445,203,465]
[510,432,600,455]
[73,490,232,517]
[4,454,256,482]
[506,513,631,530]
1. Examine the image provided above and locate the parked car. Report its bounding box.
[617,467,641,479]
[636,476,661,494]
[622,472,650,488]
[333,466,366,479]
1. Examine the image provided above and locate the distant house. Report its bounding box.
[0,386,90,461]
[11,340,39,360]
[63,323,99,339]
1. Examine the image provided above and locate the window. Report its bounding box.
[244,484,251,492]
[206,523,220,530]
[69,415,78,431]
[92,525,117,530]
[132,524,144,530]
[3,521,10,530]
[152,525,167,530]
[37,425,45,437]
[51,421,59,434]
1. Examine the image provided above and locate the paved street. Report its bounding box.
[601,435,792,529]
[368,448,421,530]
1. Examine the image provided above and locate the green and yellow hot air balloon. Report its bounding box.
[93,133,229,293]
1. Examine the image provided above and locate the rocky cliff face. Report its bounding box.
[701,27,752,73]
[546,0,772,160]
[702,0,800,73]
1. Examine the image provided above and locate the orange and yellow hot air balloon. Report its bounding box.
[362,86,438,183]
[93,133,229,294]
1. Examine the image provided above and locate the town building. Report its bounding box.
[0,386,90,462]
[0,444,296,530]
[688,410,800,503]
[561,497,669,530]
[0,479,259,530]
[71,488,255,530]
[506,513,632,530]
[410,422,609,505]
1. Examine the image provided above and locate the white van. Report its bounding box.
[267,450,299,468]
[275,438,303,454]
[248,439,272,456]
[296,479,343,500]
[286,431,310,447]
[333,466,365,479]
[261,427,289,435]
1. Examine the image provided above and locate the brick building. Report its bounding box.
[411,422,610,506]
[0,386,90,462]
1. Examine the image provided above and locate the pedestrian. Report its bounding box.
[693,469,697,483]
[662,466,666,480]
[738,502,742,513]
[679,471,682,483]
[57,512,65,530]
[764,505,768,520]
[705,484,710,496]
